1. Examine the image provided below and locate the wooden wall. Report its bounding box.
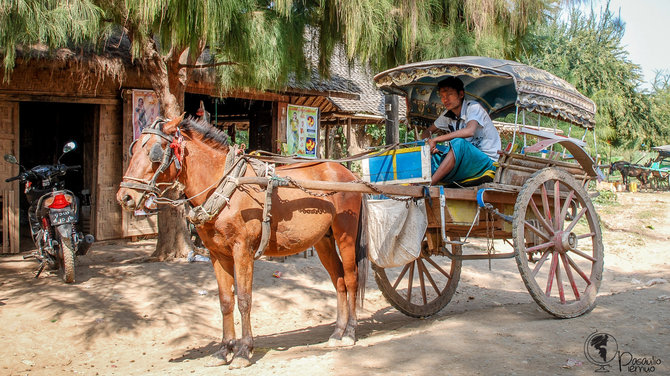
[94,103,125,240]
[0,61,150,243]
[0,101,19,253]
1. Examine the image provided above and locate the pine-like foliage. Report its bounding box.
[0,0,104,74]
[1,0,558,90]
[520,5,656,150]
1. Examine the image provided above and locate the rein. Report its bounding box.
[244,142,402,165]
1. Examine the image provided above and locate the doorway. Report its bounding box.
[184,94,273,152]
[18,102,96,250]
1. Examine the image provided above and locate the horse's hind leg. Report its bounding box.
[312,231,350,346]
[332,211,361,347]
[207,253,236,367]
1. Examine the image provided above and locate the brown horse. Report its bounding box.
[609,160,649,187]
[116,116,367,368]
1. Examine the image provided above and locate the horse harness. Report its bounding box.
[122,119,402,260]
[120,119,184,208]
[120,119,277,259]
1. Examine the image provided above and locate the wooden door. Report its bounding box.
[0,101,20,253]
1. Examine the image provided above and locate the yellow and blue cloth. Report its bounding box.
[431,138,496,187]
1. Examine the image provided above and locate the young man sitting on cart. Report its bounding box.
[421,76,501,187]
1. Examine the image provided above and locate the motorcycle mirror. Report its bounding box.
[62,141,77,154]
[3,154,18,165]
[58,141,77,164]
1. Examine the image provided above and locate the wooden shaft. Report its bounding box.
[236,176,430,197]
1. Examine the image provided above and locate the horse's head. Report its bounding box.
[116,114,185,211]
[609,161,621,175]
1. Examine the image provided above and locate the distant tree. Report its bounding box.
[520,5,651,150]
[648,71,670,146]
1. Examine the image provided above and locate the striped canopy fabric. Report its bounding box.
[374,56,596,129]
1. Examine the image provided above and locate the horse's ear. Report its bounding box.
[163,113,185,134]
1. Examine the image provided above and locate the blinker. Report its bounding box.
[149,143,164,163]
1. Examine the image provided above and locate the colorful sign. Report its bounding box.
[132,90,160,141]
[286,105,319,158]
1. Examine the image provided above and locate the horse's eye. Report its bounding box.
[149,143,164,163]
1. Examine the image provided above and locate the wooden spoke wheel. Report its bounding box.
[372,236,462,318]
[513,167,603,318]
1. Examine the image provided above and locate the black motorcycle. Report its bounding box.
[4,142,94,283]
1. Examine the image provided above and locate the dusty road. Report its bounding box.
[1,192,668,375]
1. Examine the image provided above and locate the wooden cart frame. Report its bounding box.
[367,57,605,319]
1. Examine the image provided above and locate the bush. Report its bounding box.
[593,189,618,205]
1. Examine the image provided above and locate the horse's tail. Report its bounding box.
[355,194,369,309]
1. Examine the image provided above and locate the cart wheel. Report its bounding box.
[513,167,603,318]
[372,236,462,318]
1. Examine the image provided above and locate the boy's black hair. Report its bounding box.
[437,76,464,92]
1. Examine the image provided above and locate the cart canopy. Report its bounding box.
[374,56,596,129]
[652,145,670,158]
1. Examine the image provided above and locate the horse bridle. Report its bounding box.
[120,119,184,209]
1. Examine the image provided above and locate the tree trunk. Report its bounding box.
[140,39,194,260]
[153,187,192,260]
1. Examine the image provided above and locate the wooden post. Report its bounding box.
[385,94,399,146]
[324,123,330,159]
[346,117,352,169]
[0,101,20,253]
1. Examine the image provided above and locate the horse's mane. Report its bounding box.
[179,116,230,148]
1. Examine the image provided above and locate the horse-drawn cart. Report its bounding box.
[366,57,605,319]
[118,57,606,366]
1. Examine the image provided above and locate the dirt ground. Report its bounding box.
[1,192,668,376]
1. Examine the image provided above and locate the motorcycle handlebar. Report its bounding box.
[5,164,80,183]
[57,165,80,174]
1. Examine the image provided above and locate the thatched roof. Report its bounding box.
[12,34,133,85]
[10,33,398,122]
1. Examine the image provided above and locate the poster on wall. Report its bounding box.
[286,104,319,158]
[132,90,160,140]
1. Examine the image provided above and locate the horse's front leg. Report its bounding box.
[229,246,255,368]
[206,253,236,367]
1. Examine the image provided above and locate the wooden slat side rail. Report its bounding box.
[494,151,596,187]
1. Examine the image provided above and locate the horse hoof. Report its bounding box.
[205,356,228,367]
[204,350,232,367]
[340,336,355,347]
[229,356,251,369]
[327,337,354,347]
[327,338,340,348]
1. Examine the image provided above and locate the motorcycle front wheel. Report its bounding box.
[58,239,76,283]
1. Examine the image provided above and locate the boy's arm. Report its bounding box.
[427,121,478,153]
[421,124,439,140]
